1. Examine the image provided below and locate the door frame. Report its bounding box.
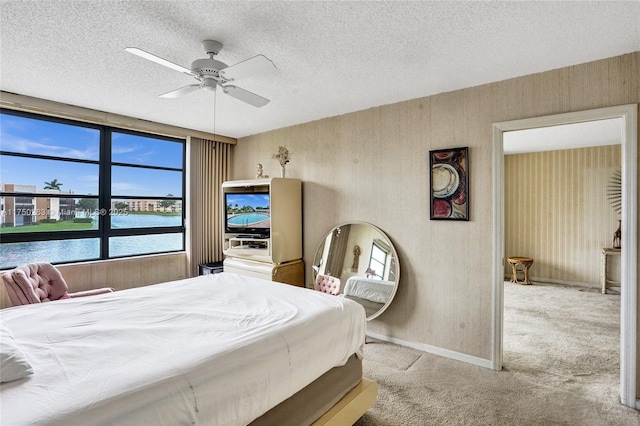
[491,104,638,408]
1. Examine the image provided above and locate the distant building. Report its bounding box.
[1,184,183,228]
[111,199,182,213]
[0,183,76,227]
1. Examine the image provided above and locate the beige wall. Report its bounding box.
[505,145,622,287]
[231,52,639,361]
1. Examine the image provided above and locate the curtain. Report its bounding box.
[324,224,351,277]
[188,137,231,276]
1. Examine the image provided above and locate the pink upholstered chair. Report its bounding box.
[1,262,114,306]
[315,274,342,295]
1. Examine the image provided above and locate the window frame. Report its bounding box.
[0,108,186,267]
[367,240,388,280]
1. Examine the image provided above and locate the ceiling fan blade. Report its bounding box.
[160,84,201,98]
[125,47,193,75]
[220,55,277,81]
[222,85,270,107]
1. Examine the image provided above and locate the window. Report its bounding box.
[367,241,388,280]
[0,109,185,269]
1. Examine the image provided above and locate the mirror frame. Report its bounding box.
[313,221,400,321]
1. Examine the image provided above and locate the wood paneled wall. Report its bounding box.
[231,52,639,361]
[505,145,622,286]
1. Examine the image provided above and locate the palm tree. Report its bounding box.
[158,194,177,212]
[44,179,63,190]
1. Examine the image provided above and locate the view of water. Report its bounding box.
[228,213,270,226]
[0,214,183,269]
[111,213,181,228]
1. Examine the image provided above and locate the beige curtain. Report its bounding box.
[188,137,231,276]
[325,224,351,277]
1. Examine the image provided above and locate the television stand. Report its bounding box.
[227,237,269,253]
[236,234,268,239]
[222,178,302,285]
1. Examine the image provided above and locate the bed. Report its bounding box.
[0,272,376,425]
[343,277,395,317]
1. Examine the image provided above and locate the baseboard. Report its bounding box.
[366,331,493,369]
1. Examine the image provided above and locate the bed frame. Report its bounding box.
[250,354,377,425]
[312,378,378,425]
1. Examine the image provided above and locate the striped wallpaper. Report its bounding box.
[504,144,622,287]
[233,52,639,360]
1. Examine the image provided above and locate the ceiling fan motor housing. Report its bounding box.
[191,58,228,80]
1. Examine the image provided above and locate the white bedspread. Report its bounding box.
[343,277,395,303]
[0,273,366,426]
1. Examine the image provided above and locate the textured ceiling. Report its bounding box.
[1,1,639,139]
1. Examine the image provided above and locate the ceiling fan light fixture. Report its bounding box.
[202,80,217,92]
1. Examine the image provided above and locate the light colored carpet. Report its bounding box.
[354,282,640,425]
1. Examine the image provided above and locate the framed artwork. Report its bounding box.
[429,147,469,221]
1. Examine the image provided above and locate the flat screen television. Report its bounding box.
[224,192,271,237]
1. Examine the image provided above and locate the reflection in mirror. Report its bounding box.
[313,222,399,320]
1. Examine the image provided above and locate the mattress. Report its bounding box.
[0,272,366,425]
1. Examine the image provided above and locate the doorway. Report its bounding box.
[491,104,638,408]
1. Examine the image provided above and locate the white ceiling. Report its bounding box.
[1,1,639,140]
[503,118,623,154]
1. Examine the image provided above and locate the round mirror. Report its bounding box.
[313,222,400,320]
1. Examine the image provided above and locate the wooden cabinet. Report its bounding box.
[222,257,304,287]
[222,178,303,286]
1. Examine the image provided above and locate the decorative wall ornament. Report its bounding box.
[607,168,621,248]
[351,245,361,272]
[273,146,290,178]
[606,168,622,215]
[429,147,469,221]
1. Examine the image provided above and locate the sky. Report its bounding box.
[225,193,270,210]
[0,112,183,197]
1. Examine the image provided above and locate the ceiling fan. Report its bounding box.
[125,40,276,107]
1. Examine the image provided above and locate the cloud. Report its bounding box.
[112,143,157,164]
[79,175,99,182]
[0,133,98,160]
[111,182,142,192]
[111,143,141,155]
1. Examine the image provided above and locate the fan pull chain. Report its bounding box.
[213,89,217,142]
